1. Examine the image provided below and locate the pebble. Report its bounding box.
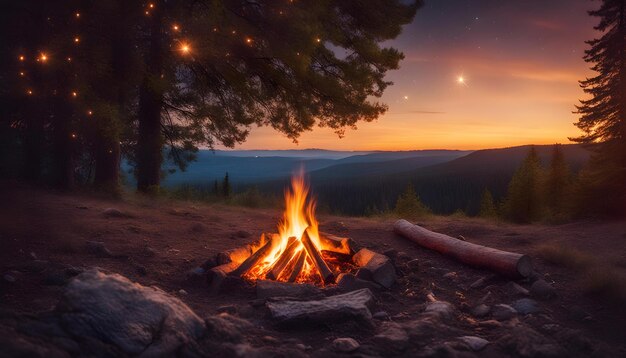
[332,337,360,352]
[471,304,490,318]
[373,311,390,320]
[504,281,530,296]
[443,271,457,280]
[3,273,16,283]
[459,336,489,351]
[469,277,487,289]
[217,305,237,314]
[530,279,556,300]
[372,322,409,352]
[424,301,455,320]
[478,320,502,328]
[178,289,188,295]
[512,298,540,315]
[492,304,517,321]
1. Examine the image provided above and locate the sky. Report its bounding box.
[224,0,600,151]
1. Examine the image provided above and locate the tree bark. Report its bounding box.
[393,219,533,278]
[21,99,44,183]
[51,97,74,189]
[94,132,121,190]
[136,3,165,193]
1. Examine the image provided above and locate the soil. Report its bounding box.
[1,183,625,356]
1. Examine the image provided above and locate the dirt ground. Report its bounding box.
[1,183,625,356]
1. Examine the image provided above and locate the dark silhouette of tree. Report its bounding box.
[222,172,231,198]
[478,188,497,218]
[395,183,430,219]
[573,0,626,215]
[545,144,572,216]
[502,147,544,223]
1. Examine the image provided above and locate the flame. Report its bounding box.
[242,171,338,284]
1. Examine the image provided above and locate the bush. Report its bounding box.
[232,187,263,208]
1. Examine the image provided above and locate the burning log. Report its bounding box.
[266,237,299,281]
[230,234,280,277]
[319,232,355,254]
[393,219,533,278]
[302,229,335,284]
[287,250,306,282]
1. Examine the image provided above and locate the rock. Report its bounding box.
[186,267,206,282]
[478,320,502,328]
[29,251,38,260]
[85,241,113,258]
[372,322,409,352]
[265,288,375,326]
[457,235,466,241]
[204,313,253,343]
[353,249,396,288]
[424,301,455,321]
[443,271,457,280]
[256,280,322,300]
[58,270,205,356]
[332,337,360,353]
[512,298,540,315]
[504,281,530,296]
[178,289,188,295]
[478,291,492,305]
[530,279,556,300]
[372,311,390,320]
[497,325,565,357]
[396,251,411,262]
[471,304,490,318]
[216,305,237,314]
[492,304,517,321]
[102,208,130,218]
[459,336,489,351]
[336,273,382,292]
[3,273,16,283]
[383,249,398,260]
[469,277,487,289]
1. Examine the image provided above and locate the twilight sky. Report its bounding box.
[226,0,600,151]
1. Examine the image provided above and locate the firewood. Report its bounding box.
[266,237,299,281]
[393,219,533,278]
[318,232,353,254]
[287,250,306,282]
[302,229,335,284]
[230,234,279,277]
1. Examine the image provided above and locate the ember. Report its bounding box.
[232,172,354,286]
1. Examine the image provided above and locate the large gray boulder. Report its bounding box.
[57,270,206,357]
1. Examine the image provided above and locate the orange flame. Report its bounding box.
[242,171,334,284]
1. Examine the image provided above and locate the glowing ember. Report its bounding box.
[240,171,351,285]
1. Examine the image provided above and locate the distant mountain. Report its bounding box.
[211,149,372,159]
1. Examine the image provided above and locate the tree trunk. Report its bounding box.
[136,4,164,193]
[51,98,74,189]
[393,219,533,278]
[94,131,121,190]
[21,100,44,183]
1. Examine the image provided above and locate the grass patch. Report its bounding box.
[581,266,626,304]
[536,243,595,270]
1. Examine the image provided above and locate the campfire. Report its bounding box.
[229,173,354,286]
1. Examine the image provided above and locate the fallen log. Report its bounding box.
[230,234,279,277]
[266,237,299,280]
[393,219,532,278]
[302,229,335,284]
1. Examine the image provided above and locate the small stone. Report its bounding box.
[29,251,38,260]
[372,322,409,352]
[102,207,129,218]
[337,273,382,292]
[511,298,540,315]
[478,320,502,328]
[443,272,457,280]
[332,337,360,353]
[86,241,113,257]
[143,246,157,257]
[478,291,492,305]
[457,235,466,241]
[178,289,188,295]
[383,249,398,260]
[471,304,490,318]
[3,273,16,283]
[424,301,455,321]
[459,336,489,351]
[504,281,530,296]
[469,277,487,289]
[530,279,556,300]
[396,251,411,262]
[262,336,280,344]
[492,304,517,321]
[217,305,237,314]
[353,249,397,288]
[373,311,390,320]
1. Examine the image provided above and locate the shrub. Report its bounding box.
[395,183,431,219]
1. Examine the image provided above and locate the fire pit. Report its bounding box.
[207,173,396,292]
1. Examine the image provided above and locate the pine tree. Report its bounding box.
[134,0,419,192]
[573,0,626,215]
[544,144,572,216]
[479,189,498,218]
[222,172,231,198]
[503,147,545,223]
[395,183,430,219]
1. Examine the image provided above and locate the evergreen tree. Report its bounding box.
[544,144,572,216]
[479,188,498,218]
[222,172,231,198]
[212,179,219,196]
[503,147,544,223]
[395,183,430,219]
[573,0,626,215]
